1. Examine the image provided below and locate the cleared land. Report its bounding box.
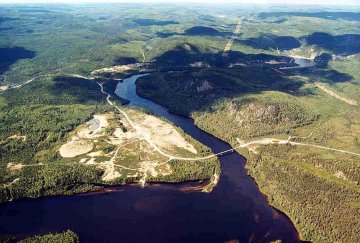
[56,110,209,185]
[315,82,358,106]
[223,18,242,54]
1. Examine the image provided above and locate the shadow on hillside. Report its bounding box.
[237,34,301,51]
[114,56,139,65]
[184,26,232,36]
[199,15,217,22]
[305,32,360,55]
[133,19,179,26]
[156,26,233,38]
[0,47,36,75]
[135,43,354,115]
[153,43,294,67]
[51,76,106,104]
[156,31,179,38]
[258,11,360,21]
[283,66,353,84]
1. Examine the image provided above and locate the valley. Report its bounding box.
[0,3,359,243]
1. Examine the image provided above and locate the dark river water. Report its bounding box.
[0,74,302,243]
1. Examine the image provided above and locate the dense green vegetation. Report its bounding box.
[0,75,111,165]
[242,145,360,243]
[1,164,104,202]
[194,92,318,140]
[0,74,110,202]
[0,230,79,243]
[19,230,79,243]
[239,34,301,51]
[0,73,218,203]
[148,158,220,183]
[137,67,307,115]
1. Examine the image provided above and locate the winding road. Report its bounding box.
[236,137,360,157]
[98,82,217,161]
[98,79,360,162]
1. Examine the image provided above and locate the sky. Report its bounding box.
[0,0,359,5]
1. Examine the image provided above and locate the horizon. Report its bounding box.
[0,0,359,6]
[1,0,360,242]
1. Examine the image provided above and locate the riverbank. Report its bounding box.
[129,56,360,242]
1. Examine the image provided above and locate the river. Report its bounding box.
[0,74,303,243]
[280,55,317,70]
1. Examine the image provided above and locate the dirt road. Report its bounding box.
[315,82,358,106]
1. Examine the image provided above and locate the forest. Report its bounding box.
[0,3,359,243]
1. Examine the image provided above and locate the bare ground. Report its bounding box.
[133,112,198,154]
[59,138,94,158]
[91,63,143,76]
[8,134,27,141]
[223,18,242,54]
[315,83,358,106]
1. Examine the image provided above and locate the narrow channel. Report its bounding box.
[0,74,303,243]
